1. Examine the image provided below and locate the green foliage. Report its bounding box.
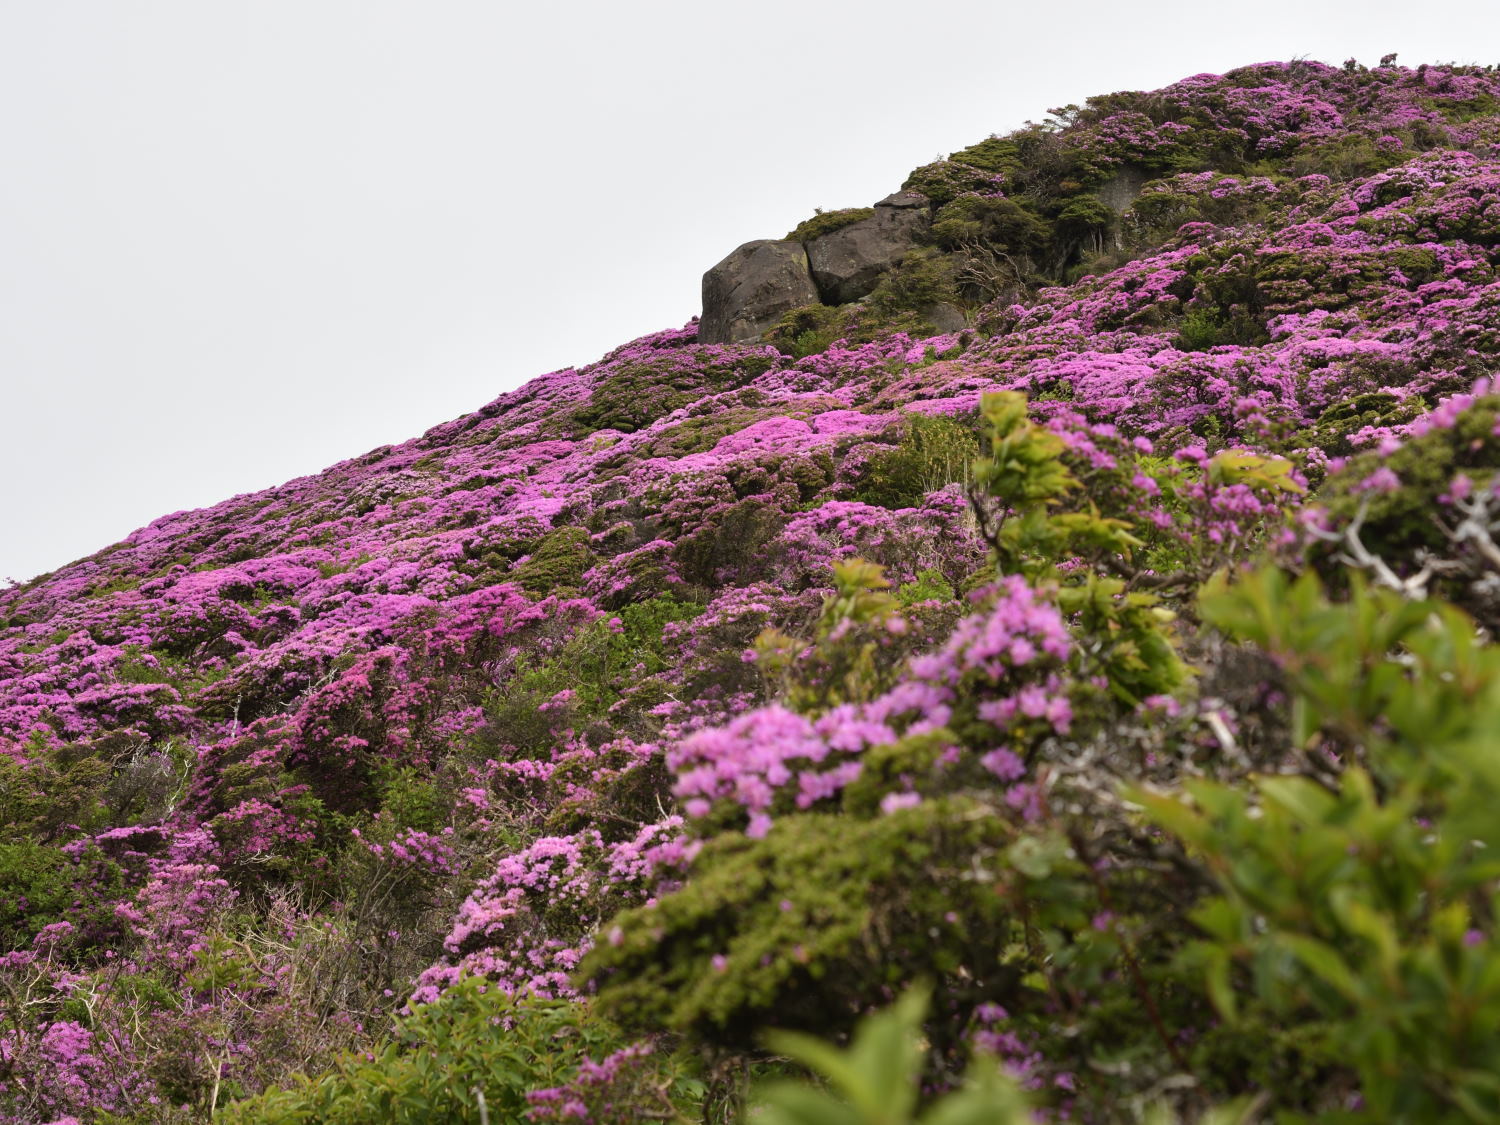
[513,526,594,596]
[1433,91,1500,122]
[1056,577,1187,705]
[672,492,791,588]
[1206,448,1303,496]
[0,840,124,949]
[1197,567,1499,778]
[0,842,77,946]
[752,985,1270,1125]
[768,303,850,358]
[857,414,978,510]
[948,136,1028,176]
[972,391,1141,578]
[901,161,1002,207]
[371,763,450,834]
[971,391,1077,509]
[1317,393,1500,582]
[787,208,875,242]
[481,594,703,758]
[864,251,964,327]
[219,980,694,1125]
[965,392,1191,702]
[1123,175,1280,247]
[317,553,373,579]
[929,197,1049,256]
[1053,195,1115,244]
[580,802,1015,1047]
[1136,568,1500,1122]
[0,746,112,843]
[612,594,705,680]
[753,988,1032,1125]
[1288,393,1430,467]
[768,257,964,351]
[1286,133,1403,181]
[755,560,906,712]
[569,352,777,437]
[1176,305,1236,351]
[896,568,956,606]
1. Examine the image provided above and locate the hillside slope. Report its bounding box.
[6,58,1500,1123]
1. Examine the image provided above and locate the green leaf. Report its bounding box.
[753,1083,866,1125]
[1204,945,1240,1023]
[1277,934,1364,1003]
[1128,786,1210,849]
[1256,775,1336,826]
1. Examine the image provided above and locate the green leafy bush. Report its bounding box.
[857,414,978,510]
[1137,568,1500,1122]
[0,842,79,946]
[513,526,594,596]
[582,802,1015,1047]
[767,303,850,357]
[219,980,698,1125]
[752,989,1032,1125]
[0,841,124,949]
[930,196,1049,256]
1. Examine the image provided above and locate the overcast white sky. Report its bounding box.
[0,1,1493,583]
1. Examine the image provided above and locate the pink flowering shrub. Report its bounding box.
[412,818,691,1005]
[670,572,1075,839]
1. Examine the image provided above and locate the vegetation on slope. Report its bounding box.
[5,56,1500,1124]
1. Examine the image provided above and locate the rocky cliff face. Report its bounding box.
[697,163,1155,346]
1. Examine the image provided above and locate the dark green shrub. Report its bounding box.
[219,980,699,1125]
[1176,305,1235,351]
[0,841,124,950]
[580,802,1016,1047]
[767,304,849,358]
[930,196,1049,256]
[1286,133,1401,180]
[569,352,777,437]
[513,526,594,596]
[0,842,75,946]
[901,161,1003,207]
[863,250,964,329]
[857,414,978,509]
[0,747,111,843]
[1288,392,1430,466]
[1052,194,1115,251]
[948,136,1028,175]
[672,494,790,587]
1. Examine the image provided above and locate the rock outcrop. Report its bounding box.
[1097,166,1149,214]
[699,240,820,345]
[699,192,932,344]
[806,192,930,304]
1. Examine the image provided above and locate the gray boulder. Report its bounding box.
[699,240,820,344]
[921,302,969,334]
[805,195,930,304]
[875,190,929,209]
[1097,167,1149,215]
